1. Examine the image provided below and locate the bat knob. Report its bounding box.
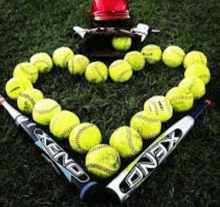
[82,185,120,205]
[79,181,100,202]
[205,99,212,106]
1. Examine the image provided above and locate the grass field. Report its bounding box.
[0,0,220,206]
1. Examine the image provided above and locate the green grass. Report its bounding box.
[1,0,220,206]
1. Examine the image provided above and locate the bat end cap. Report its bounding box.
[82,185,120,205]
[205,99,213,106]
[79,181,100,202]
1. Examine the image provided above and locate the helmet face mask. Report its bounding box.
[89,0,132,27]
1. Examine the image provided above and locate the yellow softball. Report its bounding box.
[111,36,132,51]
[144,95,173,122]
[85,61,108,83]
[13,62,38,84]
[52,46,74,68]
[109,59,133,82]
[162,45,185,68]
[130,110,162,139]
[178,76,206,100]
[68,54,90,75]
[109,126,143,158]
[85,144,121,178]
[30,52,53,73]
[141,44,162,64]
[183,51,207,69]
[32,98,61,125]
[69,122,102,154]
[124,51,145,71]
[17,88,44,114]
[5,77,33,100]
[166,86,194,112]
[50,110,80,140]
[184,63,211,85]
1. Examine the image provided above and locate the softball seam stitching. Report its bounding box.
[86,144,109,156]
[60,125,77,138]
[34,104,60,114]
[75,124,94,151]
[96,68,106,81]
[19,65,38,76]
[63,52,72,67]
[86,163,117,174]
[10,86,20,93]
[32,60,51,71]
[119,69,131,82]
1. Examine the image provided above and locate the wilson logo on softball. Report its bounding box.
[34,128,90,183]
[120,129,182,192]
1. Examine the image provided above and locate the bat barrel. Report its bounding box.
[105,115,196,203]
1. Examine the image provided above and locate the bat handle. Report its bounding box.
[189,101,210,120]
